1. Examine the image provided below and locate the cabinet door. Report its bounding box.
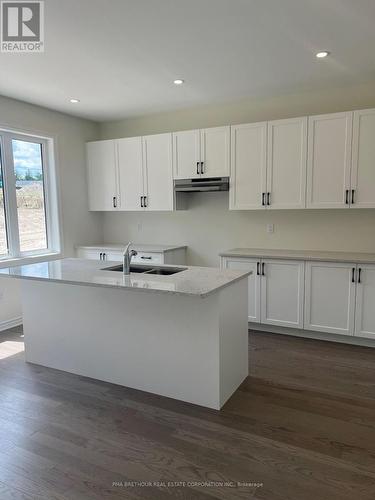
[200,126,230,178]
[267,117,307,209]
[230,122,267,210]
[222,257,260,323]
[304,262,355,335]
[117,137,144,211]
[172,130,200,179]
[354,265,375,339]
[77,248,102,260]
[260,259,304,328]
[86,140,118,211]
[306,112,352,209]
[351,109,375,208]
[143,133,174,211]
[104,251,123,262]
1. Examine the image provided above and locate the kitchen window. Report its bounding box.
[0,130,60,261]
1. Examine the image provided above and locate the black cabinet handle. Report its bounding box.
[267,192,271,206]
[262,193,265,206]
[262,262,265,276]
[141,256,152,260]
[358,268,362,284]
[144,196,147,208]
[200,161,204,174]
[345,190,349,205]
[140,196,144,208]
[196,162,200,175]
[102,253,106,261]
[352,267,356,283]
[351,189,355,204]
[256,262,260,275]
[113,196,117,208]
[99,252,103,260]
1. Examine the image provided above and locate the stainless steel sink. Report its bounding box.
[146,267,185,275]
[102,264,186,275]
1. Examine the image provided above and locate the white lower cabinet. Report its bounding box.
[76,248,121,262]
[261,260,304,328]
[221,257,304,328]
[222,255,375,342]
[304,262,356,336]
[354,264,375,339]
[222,258,260,322]
[77,246,187,266]
[78,249,104,260]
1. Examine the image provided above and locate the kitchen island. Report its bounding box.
[0,259,250,409]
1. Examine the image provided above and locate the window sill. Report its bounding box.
[0,252,62,269]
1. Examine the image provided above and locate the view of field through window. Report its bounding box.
[13,140,48,252]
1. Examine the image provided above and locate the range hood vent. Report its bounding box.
[174,177,229,193]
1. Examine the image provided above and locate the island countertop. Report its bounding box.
[0,258,251,298]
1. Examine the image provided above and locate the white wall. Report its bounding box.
[100,81,375,138]
[0,94,102,330]
[100,193,375,267]
[99,81,375,266]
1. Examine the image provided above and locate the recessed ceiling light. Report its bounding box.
[316,51,329,59]
[69,98,80,103]
[173,79,184,85]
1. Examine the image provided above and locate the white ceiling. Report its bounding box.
[1,0,375,122]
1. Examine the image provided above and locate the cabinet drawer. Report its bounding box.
[132,252,164,265]
[77,249,102,260]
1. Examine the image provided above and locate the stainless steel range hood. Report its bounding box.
[174,177,229,193]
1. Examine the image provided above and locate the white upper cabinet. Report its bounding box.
[87,108,375,213]
[173,126,230,179]
[260,259,304,329]
[304,261,356,336]
[200,126,230,178]
[143,133,174,211]
[230,122,267,210]
[354,264,375,339]
[87,135,174,213]
[267,117,307,209]
[86,140,118,211]
[350,109,375,208]
[117,136,144,211]
[172,129,200,179]
[306,112,353,209]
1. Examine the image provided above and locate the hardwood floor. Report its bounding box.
[0,326,374,500]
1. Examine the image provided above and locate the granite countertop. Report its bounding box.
[0,258,251,298]
[76,243,187,253]
[220,248,375,264]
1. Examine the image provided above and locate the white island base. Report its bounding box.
[21,278,248,409]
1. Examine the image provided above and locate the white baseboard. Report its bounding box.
[249,322,375,349]
[0,317,23,332]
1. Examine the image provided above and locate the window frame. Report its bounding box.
[0,128,61,263]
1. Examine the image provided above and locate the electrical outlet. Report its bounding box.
[267,224,274,234]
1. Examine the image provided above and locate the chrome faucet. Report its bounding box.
[123,242,138,275]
